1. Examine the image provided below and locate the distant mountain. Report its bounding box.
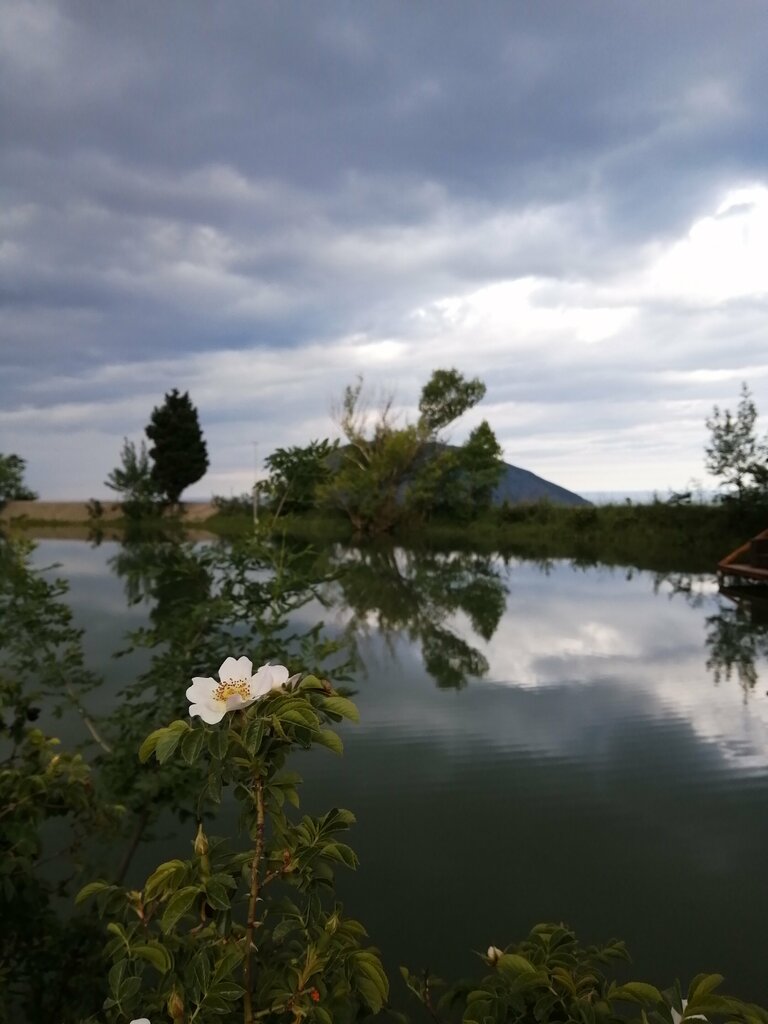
[492,460,591,507]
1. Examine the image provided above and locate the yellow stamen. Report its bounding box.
[213,678,251,702]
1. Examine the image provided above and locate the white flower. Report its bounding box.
[186,656,290,724]
[130,1019,151,1024]
[487,945,503,964]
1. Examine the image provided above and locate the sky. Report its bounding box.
[2,0,768,500]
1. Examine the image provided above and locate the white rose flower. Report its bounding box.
[186,656,290,724]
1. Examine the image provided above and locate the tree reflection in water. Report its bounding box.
[706,587,768,698]
[654,569,768,699]
[332,545,508,688]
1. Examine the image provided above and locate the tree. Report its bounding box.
[418,367,486,434]
[105,439,163,519]
[322,369,492,533]
[705,383,767,500]
[263,439,339,516]
[145,389,209,505]
[0,453,38,507]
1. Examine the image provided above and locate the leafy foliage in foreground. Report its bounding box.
[79,676,387,1024]
[403,923,768,1024]
[3,529,768,1022]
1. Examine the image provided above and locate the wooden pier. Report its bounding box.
[718,526,768,583]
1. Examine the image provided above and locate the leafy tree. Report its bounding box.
[705,383,767,501]
[264,438,339,515]
[410,420,505,521]
[418,367,486,434]
[0,453,38,507]
[105,438,163,519]
[145,389,209,505]
[324,369,490,533]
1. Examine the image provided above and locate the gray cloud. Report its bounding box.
[2,0,768,496]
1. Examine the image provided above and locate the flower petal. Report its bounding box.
[186,677,217,702]
[219,656,253,682]
[252,663,290,697]
[224,692,256,711]
[189,702,226,725]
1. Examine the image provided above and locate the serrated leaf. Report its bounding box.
[155,721,190,764]
[138,727,165,763]
[498,953,536,977]
[314,729,343,754]
[613,982,664,1005]
[75,880,112,905]
[144,859,186,902]
[108,959,126,996]
[322,695,359,722]
[207,729,228,760]
[161,885,199,933]
[181,728,206,764]
[205,880,231,911]
[133,943,172,974]
[688,974,724,1004]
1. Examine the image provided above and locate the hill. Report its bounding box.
[492,461,591,507]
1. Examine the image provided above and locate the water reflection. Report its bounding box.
[332,545,507,688]
[653,569,768,698]
[706,588,768,697]
[11,535,768,1007]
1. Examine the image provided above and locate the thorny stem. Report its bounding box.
[243,775,266,1024]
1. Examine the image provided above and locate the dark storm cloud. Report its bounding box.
[2,0,768,495]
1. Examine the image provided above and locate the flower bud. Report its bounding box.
[487,945,503,965]
[194,822,209,857]
[167,987,184,1021]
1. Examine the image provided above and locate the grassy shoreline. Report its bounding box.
[4,499,765,574]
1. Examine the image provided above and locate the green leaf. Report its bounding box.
[322,695,360,722]
[138,727,165,763]
[688,974,724,1004]
[207,728,229,760]
[132,943,172,974]
[613,982,664,1006]
[108,959,127,997]
[120,975,141,1000]
[75,880,112,905]
[144,859,186,902]
[201,993,232,1013]
[181,728,206,764]
[314,729,343,755]
[212,946,244,982]
[161,885,199,933]
[497,954,537,977]
[205,880,231,911]
[155,720,190,764]
[192,952,212,996]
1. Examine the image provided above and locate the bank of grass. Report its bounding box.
[7,499,766,575]
[239,500,768,575]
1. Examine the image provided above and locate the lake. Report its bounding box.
[13,534,768,1009]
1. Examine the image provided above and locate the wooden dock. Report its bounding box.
[718,526,768,583]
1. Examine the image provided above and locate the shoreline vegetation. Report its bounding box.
[3,497,766,575]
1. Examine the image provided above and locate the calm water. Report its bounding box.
[29,538,768,1003]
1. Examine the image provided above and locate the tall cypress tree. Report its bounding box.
[145,389,209,504]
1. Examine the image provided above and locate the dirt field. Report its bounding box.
[0,500,217,523]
